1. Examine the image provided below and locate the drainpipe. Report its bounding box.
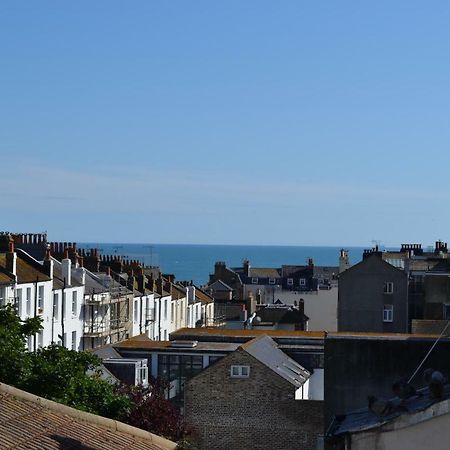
[61,278,66,347]
[34,276,38,352]
[51,290,55,344]
[140,295,143,334]
[158,297,161,341]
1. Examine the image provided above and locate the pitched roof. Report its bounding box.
[241,335,310,387]
[0,253,50,284]
[0,267,14,285]
[207,279,233,292]
[194,286,214,304]
[0,382,176,450]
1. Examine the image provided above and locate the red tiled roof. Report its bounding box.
[0,383,176,450]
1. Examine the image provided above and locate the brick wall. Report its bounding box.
[185,348,323,450]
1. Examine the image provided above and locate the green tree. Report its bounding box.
[0,304,41,386]
[24,344,132,419]
[0,304,131,419]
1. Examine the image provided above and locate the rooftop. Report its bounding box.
[241,335,310,387]
[0,382,175,450]
[329,384,450,438]
[0,252,50,284]
[114,334,240,352]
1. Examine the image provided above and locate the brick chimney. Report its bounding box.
[43,247,54,279]
[6,240,17,277]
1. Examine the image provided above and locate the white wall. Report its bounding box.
[351,402,450,450]
[275,288,338,331]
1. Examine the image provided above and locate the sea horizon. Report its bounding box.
[78,242,368,286]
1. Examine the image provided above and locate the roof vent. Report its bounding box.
[170,340,198,348]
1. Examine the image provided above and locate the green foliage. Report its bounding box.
[0,304,41,386]
[0,305,131,419]
[23,345,132,419]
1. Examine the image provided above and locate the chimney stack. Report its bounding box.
[6,240,17,277]
[43,247,54,279]
[62,250,72,286]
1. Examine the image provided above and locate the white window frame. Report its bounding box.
[71,331,77,350]
[53,292,59,321]
[134,299,139,322]
[287,278,294,286]
[72,291,77,316]
[384,282,394,294]
[299,278,306,286]
[16,288,22,316]
[269,278,276,285]
[230,365,250,378]
[26,287,31,315]
[38,285,44,313]
[251,277,258,284]
[383,304,394,322]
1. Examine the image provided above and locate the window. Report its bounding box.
[163,330,167,341]
[26,288,31,315]
[38,285,44,312]
[0,287,5,306]
[444,304,450,319]
[53,293,59,320]
[164,299,168,320]
[299,278,306,286]
[27,335,33,351]
[384,282,394,294]
[180,303,183,321]
[383,304,394,322]
[251,277,258,284]
[16,288,22,316]
[269,278,275,285]
[72,291,77,316]
[287,278,293,285]
[134,299,139,322]
[71,331,77,350]
[171,302,174,322]
[38,331,43,348]
[230,365,250,378]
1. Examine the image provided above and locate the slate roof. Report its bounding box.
[0,382,176,450]
[52,261,83,290]
[241,335,310,387]
[329,384,450,437]
[83,270,110,294]
[207,279,234,292]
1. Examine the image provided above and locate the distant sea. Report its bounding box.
[78,243,365,286]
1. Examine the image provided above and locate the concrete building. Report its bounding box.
[328,384,450,450]
[184,335,323,450]
[338,250,409,333]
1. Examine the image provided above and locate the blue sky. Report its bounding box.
[1,1,450,246]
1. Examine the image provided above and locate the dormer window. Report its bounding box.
[269,278,276,285]
[287,278,293,285]
[251,278,258,284]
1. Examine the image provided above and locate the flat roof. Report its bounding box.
[114,339,240,353]
[171,327,326,339]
